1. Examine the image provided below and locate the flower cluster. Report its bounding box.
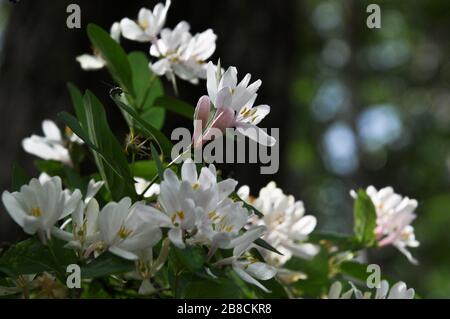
[1,0,422,299]
[2,161,278,293]
[239,182,318,283]
[77,0,216,85]
[351,186,419,264]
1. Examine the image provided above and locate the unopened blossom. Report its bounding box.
[150,21,217,84]
[351,280,415,299]
[1,176,82,243]
[194,62,275,147]
[22,120,83,166]
[214,226,277,293]
[98,197,165,260]
[351,186,419,264]
[120,0,171,43]
[327,282,353,299]
[77,22,121,70]
[239,182,319,267]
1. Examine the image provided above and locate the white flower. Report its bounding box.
[150,21,217,84]
[1,176,82,243]
[134,178,160,198]
[98,197,164,260]
[52,179,104,256]
[76,22,121,70]
[352,186,419,264]
[351,280,415,299]
[158,159,243,250]
[120,0,171,43]
[214,227,277,293]
[240,182,319,268]
[194,62,275,147]
[22,120,82,166]
[328,282,353,299]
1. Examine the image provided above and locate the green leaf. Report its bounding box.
[150,143,164,182]
[154,96,195,119]
[353,189,377,246]
[110,91,173,159]
[308,231,361,251]
[67,82,85,123]
[11,164,29,192]
[81,252,134,279]
[141,106,165,130]
[128,51,164,111]
[87,24,134,95]
[0,238,78,278]
[60,90,135,201]
[254,238,283,256]
[130,160,157,180]
[285,249,330,298]
[170,246,206,273]
[34,160,65,176]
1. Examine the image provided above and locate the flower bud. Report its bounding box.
[194,95,211,129]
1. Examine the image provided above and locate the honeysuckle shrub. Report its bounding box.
[0,1,419,299]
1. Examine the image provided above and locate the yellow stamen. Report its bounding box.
[65,126,73,136]
[118,226,133,239]
[225,225,234,233]
[30,207,43,217]
[177,211,185,220]
[208,211,216,219]
[139,20,149,29]
[192,183,200,190]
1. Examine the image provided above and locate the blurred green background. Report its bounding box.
[0,0,449,298]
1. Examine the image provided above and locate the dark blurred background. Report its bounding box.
[0,0,449,297]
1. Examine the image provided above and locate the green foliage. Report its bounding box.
[110,91,173,159]
[353,189,377,247]
[87,24,134,95]
[0,238,77,278]
[154,96,195,119]
[81,253,135,279]
[61,89,135,201]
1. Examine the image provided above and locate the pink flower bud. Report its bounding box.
[194,95,211,129]
[210,107,235,132]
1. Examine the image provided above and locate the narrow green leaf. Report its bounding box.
[128,51,164,111]
[110,91,173,159]
[254,238,283,256]
[87,24,134,95]
[150,143,164,182]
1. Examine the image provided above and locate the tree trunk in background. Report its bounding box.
[0,0,298,241]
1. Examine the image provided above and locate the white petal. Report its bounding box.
[120,18,150,42]
[168,228,185,249]
[233,264,270,293]
[42,120,62,141]
[244,262,277,280]
[85,179,104,203]
[181,159,198,184]
[1,191,27,227]
[235,123,276,147]
[76,54,105,70]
